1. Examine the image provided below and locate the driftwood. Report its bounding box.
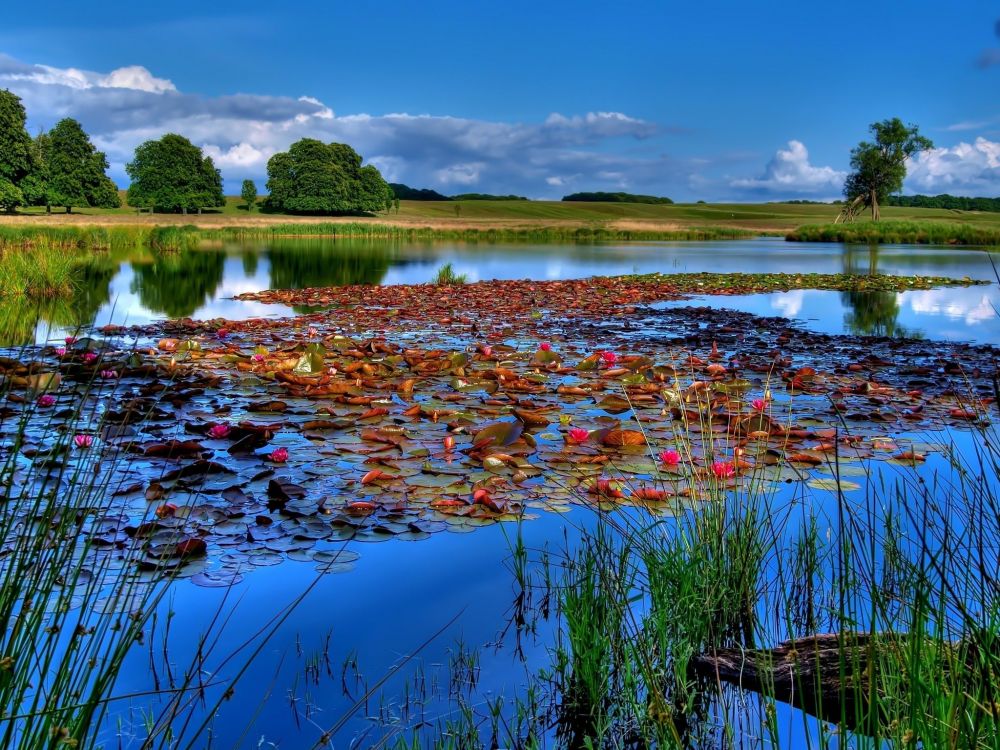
[692,631,999,732]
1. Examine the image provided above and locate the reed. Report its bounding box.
[787,220,1000,246]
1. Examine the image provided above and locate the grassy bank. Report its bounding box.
[787,220,1000,245]
[203,221,756,242]
[7,199,1000,235]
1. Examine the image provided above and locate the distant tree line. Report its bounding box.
[451,193,528,201]
[884,194,1000,213]
[389,184,528,201]
[561,191,674,204]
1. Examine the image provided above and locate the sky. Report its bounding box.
[0,0,998,201]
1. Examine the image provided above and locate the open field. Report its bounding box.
[6,198,1000,235]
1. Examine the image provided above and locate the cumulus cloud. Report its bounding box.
[905,137,1000,194]
[730,140,845,196]
[0,52,688,197]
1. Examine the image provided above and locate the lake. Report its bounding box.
[10,237,1000,347]
[6,237,999,748]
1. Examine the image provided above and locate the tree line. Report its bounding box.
[562,192,674,205]
[388,184,528,201]
[0,89,392,216]
[884,194,1000,213]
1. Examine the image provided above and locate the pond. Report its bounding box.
[8,237,1000,347]
[4,237,999,748]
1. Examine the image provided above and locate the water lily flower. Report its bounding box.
[481,345,492,357]
[270,447,288,462]
[216,328,229,339]
[36,394,56,408]
[308,326,318,338]
[100,370,118,379]
[64,336,77,345]
[443,436,456,451]
[659,449,681,466]
[601,351,618,365]
[82,352,98,364]
[73,434,93,449]
[252,353,265,363]
[54,347,66,357]
[568,427,589,443]
[539,342,552,352]
[751,398,767,411]
[208,424,231,439]
[712,461,736,479]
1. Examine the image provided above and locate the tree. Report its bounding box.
[0,179,22,214]
[841,118,932,222]
[0,90,32,191]
[241,179,258,211]
[126,134,225,214]
[264,139,392,214]
[40,119,120,213]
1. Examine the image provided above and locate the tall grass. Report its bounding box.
[203,222,757,243]
[787,220,1000,246]
[0,226,149,251]
[0,248,77,298]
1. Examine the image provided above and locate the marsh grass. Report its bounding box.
[433,263,466,285]
[0,248,77,298]
[379,365,1000,749]
[787,220,1000,246]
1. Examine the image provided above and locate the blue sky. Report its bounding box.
[1,0,998,200]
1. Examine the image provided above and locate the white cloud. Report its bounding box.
[1,56,176,94]
[905,137,1000,194]
[99,65,176,94]
[730,140,845,196]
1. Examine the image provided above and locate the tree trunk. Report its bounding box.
[182,206,187,216]
[46,204,51,215]
[197,207,202,216]
[870,189,880,222]
[66,206,71,214]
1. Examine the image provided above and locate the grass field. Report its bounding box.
[5,194,1000,235]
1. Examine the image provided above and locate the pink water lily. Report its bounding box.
[751,398,767,411]
[252,353,265,363]
[539,342,552,352]
[216,328,229,339]
[601,351,618,365]
[659,449,681,466]
[308,326,318,338]
[712,461,736,479]
[64,336,77,345]
[54,347,66,357]
[36,394,56,408]
[568,427,589,443]
[73,434,94,449]
[270,447,288,462]
[100,370,118,379]
[82,352,97,364]
[208,424,231,439]
[481,345,493,357]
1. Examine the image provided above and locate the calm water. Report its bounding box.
[10,236,1000,347]
[13,238,1000,747]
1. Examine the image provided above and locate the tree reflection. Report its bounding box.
[130,250,226,318]
[267,240,393,291]
[840,243,916,337]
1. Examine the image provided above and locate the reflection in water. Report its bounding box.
[266,240,394,312]
[0,257,117,347]
[130,251,226,318]
[840,243,912,337]
[267,240,393,289]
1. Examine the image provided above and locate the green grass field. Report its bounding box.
[9,192,1000,235]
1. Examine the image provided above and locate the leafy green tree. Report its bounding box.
[264,139,392,214]
[843,119,932,222]
[0,90,32,192]
[41,118,120,213]
[19,133,49,210]
[241,179,258,211]
[126,134,225,214]
[0,179,23,213]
